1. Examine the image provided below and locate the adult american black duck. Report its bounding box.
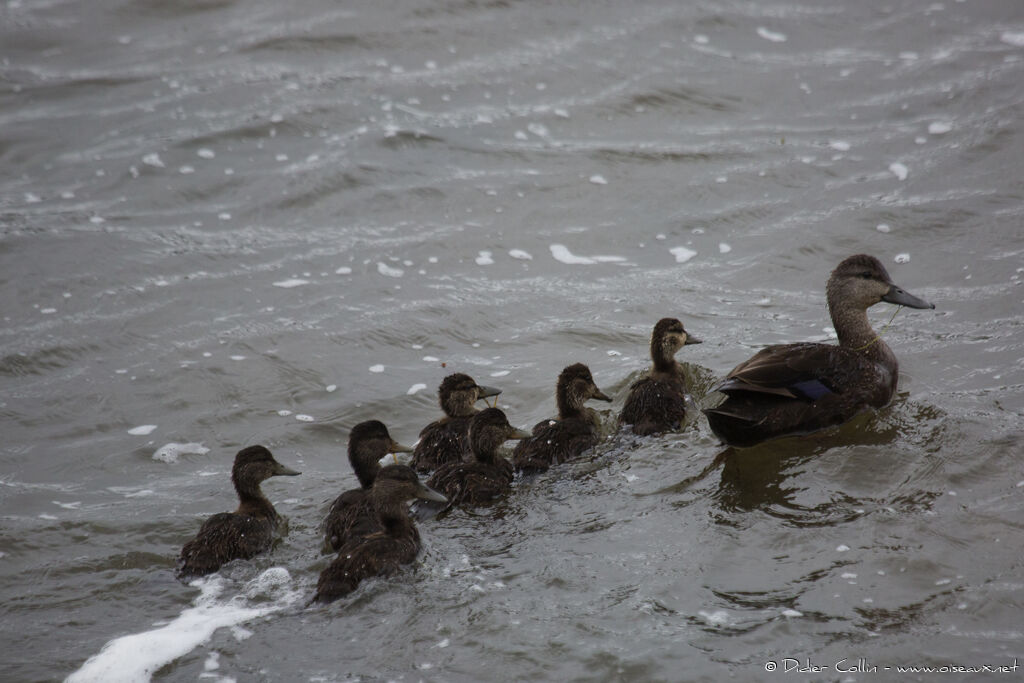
[512,363,612,473]
[703,254,934,447]
[411,373,501,473]
[321,420,413,552]
[619,317,702,435]
[313,465,446,603]
[177,445,300,578]
[426,407,531,507]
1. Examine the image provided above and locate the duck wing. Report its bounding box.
[714,342,866,400]
[321,488,379,552]
[313,533,420,603]
[178,512,275,578]
[619,377,687,435]
[512,418,598,473]
[411,416,471,472]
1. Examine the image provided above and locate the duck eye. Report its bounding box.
[858,271,873,279]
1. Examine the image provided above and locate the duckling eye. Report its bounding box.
[858,271,874,279]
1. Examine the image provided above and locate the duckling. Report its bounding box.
[703,254,934,447]
[512,363,612,473]
[313,465,446,603]
[177,445,300,578]
[411,373,502,473]
[426,407,531,507]
[619,317,703,435]
[321,420,413,552]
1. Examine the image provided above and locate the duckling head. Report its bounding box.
[348,420,413,489]
[467,407,531,462]
[373,464,448,503]
[651,317,701,367]
[556,363,612,417]
[438,373,502,417]
[231,445,300,491]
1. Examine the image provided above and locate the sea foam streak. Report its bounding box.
[66,569,301,683]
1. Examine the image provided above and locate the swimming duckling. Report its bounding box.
[426,407,531,507]
[703,254,935,447]
[619,317,702,435]
[411,373,502,473]
[177,445,300,578]
[313,465,446,603]
[512,363,612,473]
[321,420,413,552]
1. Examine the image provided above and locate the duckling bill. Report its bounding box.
[314,465,446,603]
[703,254,935,447]
[426,407,531,508]
[321,420,413,553]
[412,373,502,473]
[619,317,702,435]
[512,363,612,473]
[177,445,300,579]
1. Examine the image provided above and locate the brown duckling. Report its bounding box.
[704,254,935,447]
[411,373,502,473]
[321,420,413,552]
[512,363,612,473]
[426,407,531,507]
[619,317,702,435]
[313,465,446,603]
[177,445,300,578]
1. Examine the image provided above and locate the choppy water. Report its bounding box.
[2,0,1023,680]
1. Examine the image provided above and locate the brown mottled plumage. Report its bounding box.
[512,363,612,473]
[313,465,446,603]
[426,408,530,507]
[619,317,702,435]
[321,421,412,552]
[704,254,934,447]
[411,373,501,473]
[177,445,300,578]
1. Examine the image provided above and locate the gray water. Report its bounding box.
[2,0,1023,680]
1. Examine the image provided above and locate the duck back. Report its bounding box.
[512,418,599,473]
[620,374,687,436]
[178,511,278,578]
[314,531,420,603]
[427,458,514,506]
[411,415,472,472]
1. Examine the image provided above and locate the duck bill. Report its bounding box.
[388,440,415,454]
[592,388,613,403]
[883,284,934,310]
[476,385,502,400]
[273,463,301,477]
[508,428,533,440]
[415,482,448,503]
[684,334,703,345]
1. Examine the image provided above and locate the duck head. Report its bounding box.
[468,407,531,463]
[373,464,448,504]
[556,363,612,417]
[439,373,502,417]
[827,254,934,314]
[651,317,701,368]
[231,444,300,491]
[348,420,413,489]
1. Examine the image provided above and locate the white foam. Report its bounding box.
[407,383,427,395]
[509,249,532,260]
[128,425,157,436]
[589,175,608,185]
[718,242,732,254]
[694,34,709,44]
[229,355,246,361]
[369,364,385,373]
[894,253,911,263]
[829,140,851,151]
[670,247,697,263]
[475,251,494,265]
[295,414,314,422]
[928,121,952,134]
[889,162,909,180]
[335,266,352,275]
[153,442,209,464]
[698,609,732,625]
[272,279,309,288]
[423,355,439,362]
[756,27,787,43]
[178,165,194,175]
[836,544,850,552]
[142,153,165,168]
[550,244,594,265]
[876,223,891,233]
[377,262,404,278]
[67,571,301,683]
[25,192,41,203]
[277,409,292,417]
[490,370,510,377]
[197,148,215,159]
[781,609,803,618]
[1000,32,1024,47]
